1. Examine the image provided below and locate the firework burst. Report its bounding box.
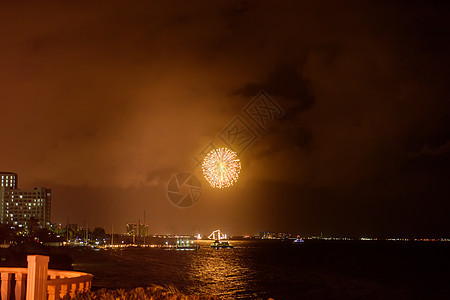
[202,148,241,189]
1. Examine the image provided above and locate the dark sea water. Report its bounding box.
[63,240,449,299]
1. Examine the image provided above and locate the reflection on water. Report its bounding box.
[66,240,450,299]
[188,241,258,299]
[71,240,267,299]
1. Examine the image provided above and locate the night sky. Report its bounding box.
[1,1,449,237]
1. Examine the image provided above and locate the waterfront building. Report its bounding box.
[3,187,51,229]
[0,172,51,229]
[259,231,292,239]
[260,231,278,239]
[126,222,149,237]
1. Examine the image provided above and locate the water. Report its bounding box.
[63,240,449,299]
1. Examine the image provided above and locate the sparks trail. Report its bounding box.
[202,148,241,189]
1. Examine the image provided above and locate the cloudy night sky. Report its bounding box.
[1,1,449,237]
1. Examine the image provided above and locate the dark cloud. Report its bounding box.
[235,63,315,113]
[0,1,449,236]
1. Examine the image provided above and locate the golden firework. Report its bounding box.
[202,148,241,189]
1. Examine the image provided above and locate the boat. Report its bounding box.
[211,240,233,249]
[293,235,304,244]
[209,230,233,249]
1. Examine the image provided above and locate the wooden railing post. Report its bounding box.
[59,283,68,299]
[70,282,78,298]
[26,255,49,300]
[1,267,92,300]
[15,272,27,300]
[1,272,12,300]
[47,276,60,300]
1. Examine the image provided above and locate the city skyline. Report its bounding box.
[0,1,449,237]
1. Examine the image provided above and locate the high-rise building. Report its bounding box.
[0,172,51,229]
[1,172,18,189]
[126,222,149,237]
[1,172,18,224]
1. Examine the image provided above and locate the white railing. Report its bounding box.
[47,270,93,300]
[0,255,93,300]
